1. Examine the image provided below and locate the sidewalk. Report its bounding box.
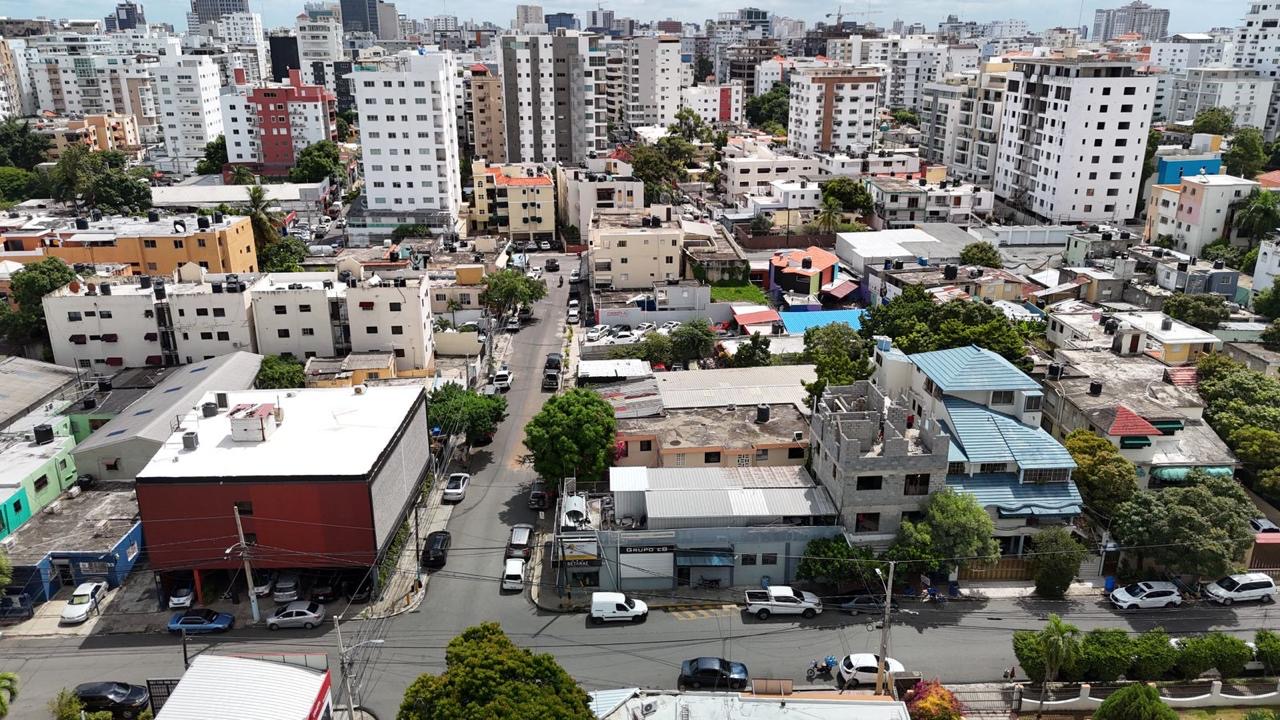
[357,466,454,620]
[961,579,1105,600]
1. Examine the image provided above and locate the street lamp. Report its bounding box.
[335,617,384,720]
[223,541,260,624]
[872,562,895,698]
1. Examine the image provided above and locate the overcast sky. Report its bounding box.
[1,0,1245,37]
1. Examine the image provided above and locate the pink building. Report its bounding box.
[220,68,337,177]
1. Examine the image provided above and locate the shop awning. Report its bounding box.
[675,550,735,567]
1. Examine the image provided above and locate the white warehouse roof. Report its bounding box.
[156,655,330,720]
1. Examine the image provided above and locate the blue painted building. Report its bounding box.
[1154,154,1222,186]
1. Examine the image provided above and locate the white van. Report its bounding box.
[590,592,648,624]
[501,558,526,592]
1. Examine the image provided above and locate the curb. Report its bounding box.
[657,602,737,612]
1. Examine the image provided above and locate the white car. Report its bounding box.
[505,317,520,332]
[1204,572,1279,605]
[493,368,512,391]
[567,308,580,324]
[658,321,682,335]
[539,241,551,251]
[569,269,581,282]
[837,653,904,688]
[586,324,611,342]
[443,473,470,502]
[529,268,543,280]
[61,581,107,624]
[636,322,657,334]
[608,330,637,343]
[1109,581,1183,610]
[335,218,347,229]
[168,586,195,609]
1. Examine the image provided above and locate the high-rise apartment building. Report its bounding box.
[994,55,1156,223]
[187,0,250,29]
[919,63,1008,184]
[1169,67,1274,130]
[349,50,462,240]
[621,36,683,130]
[340,0,378,34]
[515,5,544,30]
[153,56,224,175]
[298,3,344,65]
[546,13,577,31]
[1093,1,1169,41]
[681,83,745,125]
[1235,1,1280,138]
[787,65,881,154]
[105,2,146,31]
[221,68,337,176]
[498,31,607,164]
[376,1,400,40]
[465,64,507,163]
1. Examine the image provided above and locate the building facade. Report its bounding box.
[621,36,683,130]
[469,163,556,246]
[153,56,224,175]
[680,83,745,125]
[498,31,607,164]
[1168,67,1274,130]
[787,65,881,154]
[221,67,337,177]
[1093,1,1170,41]
[918,63,1007,183]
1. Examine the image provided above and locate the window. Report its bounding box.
[33,474,48,492]
[979,462,1006,474]
[235,501,253,516]
[394,348,405,358]
[755,448,769,461]
[216,331,229,341]
[200,331,213,340]
[391,325,403,335]
[740,553,757,565]
[704,451,721,464]
[213,307,225,317]
[991,390,1014,405]
[854,512,881,533]
[98,310,112,319]
[67,311,82,321]
[274,305,286,315]
[366,326,378,334]
[761,553,778,566]
[390,302,402,311]
[277,329,290,338]
[947,461,966,475]
[143,239,157,248]
[299,304,311,312]
[856,475,883,491]
[196,308,209,316]
[639,440,652,452]
[1024,395,1042,412]
[173,239,184,249]
[904,473,930,496]
[302,328,315,336]
[788,447,805,459]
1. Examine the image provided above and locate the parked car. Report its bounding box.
[168,586,194,610]
[493,368,513,391]
[1251,518,1280,533]
[839,595,900,616]
[539,240,551,251]
[344,572,373,603]
[545,258,559,271]
[501,558,526,592]
[607,330,637,343]
[636,322,657,334]
[267,601,326,631]
[744,585,822,620]
[335,217,347,229]
[590,591,648,623]
[422,530,452,569]
[1110,581,1183,610]
[838,653,904,688]
[545,352,563,371]
[443,472,470,502]
[505,316,521,332]
[528,479,554,509]
[678,657,749,690]
[567,308,580,324]
[310,574,342,603]
[569,269,581,283]
[1203,573,1279,605]
[61,581,107,624]
[74,682,150,719]
[273,573,302,603]
[586,324,611,342]
[658,321,682,335]
[506,523,535,559]
[167,608,234,634]
[251,569,276,597]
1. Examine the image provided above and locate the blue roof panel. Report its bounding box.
[942,397,1076,470]
[946,473,1083,517]
[909,345,1040,393]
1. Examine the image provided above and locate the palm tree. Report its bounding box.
[446,298,463,326]
[243,184,281,253]
[229,166,256,185]
[1235,187,1280,249]
[1035,614,1080,720]
[815,197,844,234]
[0,671,18,718]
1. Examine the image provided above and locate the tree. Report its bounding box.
[49,688,112,720]
[1191,107,1236,136]
[427,383,508,446]
[1225,127,1268,179]
[0,118,53,170]
[796,534,877,585]
[524,389,616,483]
[1094,683,1177,720]
[814,196,844,234]
[1262,320,1280,351]
[243,184,281,252]
[288,140,344,185]
[745,82,789,129]
[881,519,941,573]
[670,320,716,363]
[1080,630,1135,682]
[611,333,674,367]
[0,672,14,718]
[731,332,772,368]
[1229,426,1280,472]
[891,108,919,126]
[1034,614,1081,720]
[392,223,431,240]
[1130,628,1180,680]
[53,148,153,213]
[396,623,592,720]
[1254,629,1280,673]
[0,166,36,203]
[1176,632,1254,679]
[749,213,775,234]
[921,489,999,568]
[0,257,76,345]
[336,115,351,142]
[801,322,873,404]
[959,241,1003,268]
[258,235,307,272]
[1162,293,1229,330]
[670,107,709,143]
[630,142,689,204]
[194,135,227,175]
[1235,187,1280,249]
[480,269,547,317]
[229,166,256,185]
[1255,286,1280,319]
[1064,429,1138,516]
[821,176,874,216]
[1027,527,1086,599]
[859,285,1030,371]
[693,55,714,83]
[905,680,962,720]
[255,355,305,389]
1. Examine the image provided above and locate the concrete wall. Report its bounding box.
[593,303,737,328]
[1018,682,1280,713]
[986,225,1075,246]
[434,331,484,357]
[367,393,431,552]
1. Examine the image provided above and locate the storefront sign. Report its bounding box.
[621,545,675,554]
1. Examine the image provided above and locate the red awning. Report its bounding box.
[359,301,375,310]
[145,355,163,365]
[102,333,119,343]
[70,334,87,344]
[144,332,158,341]
[105,357,124,366]
[822,279,859,299]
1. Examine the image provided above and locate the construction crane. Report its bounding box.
[827,2,881,28]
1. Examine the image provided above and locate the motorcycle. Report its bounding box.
[806,656,838,682]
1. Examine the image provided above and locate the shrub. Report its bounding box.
[1176,632,1253,679]
[1130,628,1179,680]
[906,679,963,720]
[1094,683,1177,720]
[1080,629,1135,682]
[1013,631,1045,682]
[1256,629,1280,674]
[1244,711,1276,720]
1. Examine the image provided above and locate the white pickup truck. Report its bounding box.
[744,585,823,620]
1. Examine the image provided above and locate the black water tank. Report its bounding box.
[82,396,97,410]
[211,282,223,294]
[97,377,112,392]
[74,217,89,230]
[154,284,166,299]
[756,403,770,423]
[90,209,102,222]
[101,283,111,295]
[148,210,160,223]
[139,276,152,289]
[213,212,224,224]
[33,424,54,445]
[1089,380,1103,396]
[197,216,211,230]
[201,401,218,418]
[944,264,958,280]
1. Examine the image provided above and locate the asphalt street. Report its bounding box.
[5,259,1280,717]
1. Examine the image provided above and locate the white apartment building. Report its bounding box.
[787,65,881,155]
[1254,240,1280,295]
[1144,173,1259,256]
[220,68,337,175]
[754,56,833,96]
[153,56,225,175]
[1094,1,1169,41]
[589,209,683,290]
[919,63,1008,183]
[168,274,256,363]
[994,55,1156,224]
[1235,1,1280,139]
[1148,33,1235,73]
[723,138,818,199]
[556,158,645,235]
[201,12,267,81]
[514,5,544,31]
[349,50,462,234]
[297,3,345,65]
[621,36,682,130]
[814,149,922,177]
[498,31,607,164]
[1169,67,1274,130]
[44,279,168,371]
[680,83,744,125]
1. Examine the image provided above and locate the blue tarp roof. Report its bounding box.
[779,309,866,334]
[942,397,1077,470]
[909,345,1040,392]
[946,473,1084,517]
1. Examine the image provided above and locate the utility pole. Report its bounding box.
[232,504,261,624]
[874,560,895,698]
[181,628,190,669]
[336,615,356,720]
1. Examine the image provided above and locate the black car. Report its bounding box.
[544,352,563,371]
[421,530,452,569]
[528,479,552,510]
[74,682,150,719]
[545,258,560,271]
[678,657,749,690]
[838,595,902,615]
[310,573,342,603]
[341,570,374,603]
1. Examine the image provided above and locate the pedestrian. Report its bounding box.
[919,573,932,596]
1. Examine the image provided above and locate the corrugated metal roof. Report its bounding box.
[0,356,81,428]
[647,489,735,518]
[942,397,1076,470]
[577,359,653,380]
[910,346,1039,392]
[589,688,640,719]
[644,485,836,521]
[156,655,327,720]
[760,487,838,516]
[945,473,1083,517]
[610,466,816,492]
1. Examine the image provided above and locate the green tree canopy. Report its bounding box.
[1235,187,1280,249]
[1162,293,1229,330]
[801,322,873,404]
[749,213,775,234]
[50,145,151,213]
[524,388,616,483]
[609,333,674,367]
[1191,107,1236,136]
[288,140,344,185]
[195,135,227,175]
[630,140,691,204]
[254,355,305,389]
[428,383,508,446]
[881,519,941,573]
[229,166,256,185]
[1225,127,1268,179]
[397,623,593,720]
[1093,682,1177,720]
[0,166,37,203]
[731,332,772,368]
[1027,527,1086,598]
[920,489,999,568]
[0,118,53,170]
[670,320,716,363]
[959,241,1003,268]
[1064,429,1138,516]
[0,257,76,345]
[859,285,1031,371]
[258,235,308,272]
[670,107,711,143]
[745,82,789,129]
[242,183,281,252]
[1034,614,1081,719]
[821,176,874,215]
[1261,320,1280,351]
[480,269,548,317]
[891,108,919,126]
[49,687,112,720]
[392,223,431,240]
[796,534,878,585]
[0,671,14,719]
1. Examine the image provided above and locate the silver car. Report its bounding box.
[267,601,325,630]
[272,572,301,603]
